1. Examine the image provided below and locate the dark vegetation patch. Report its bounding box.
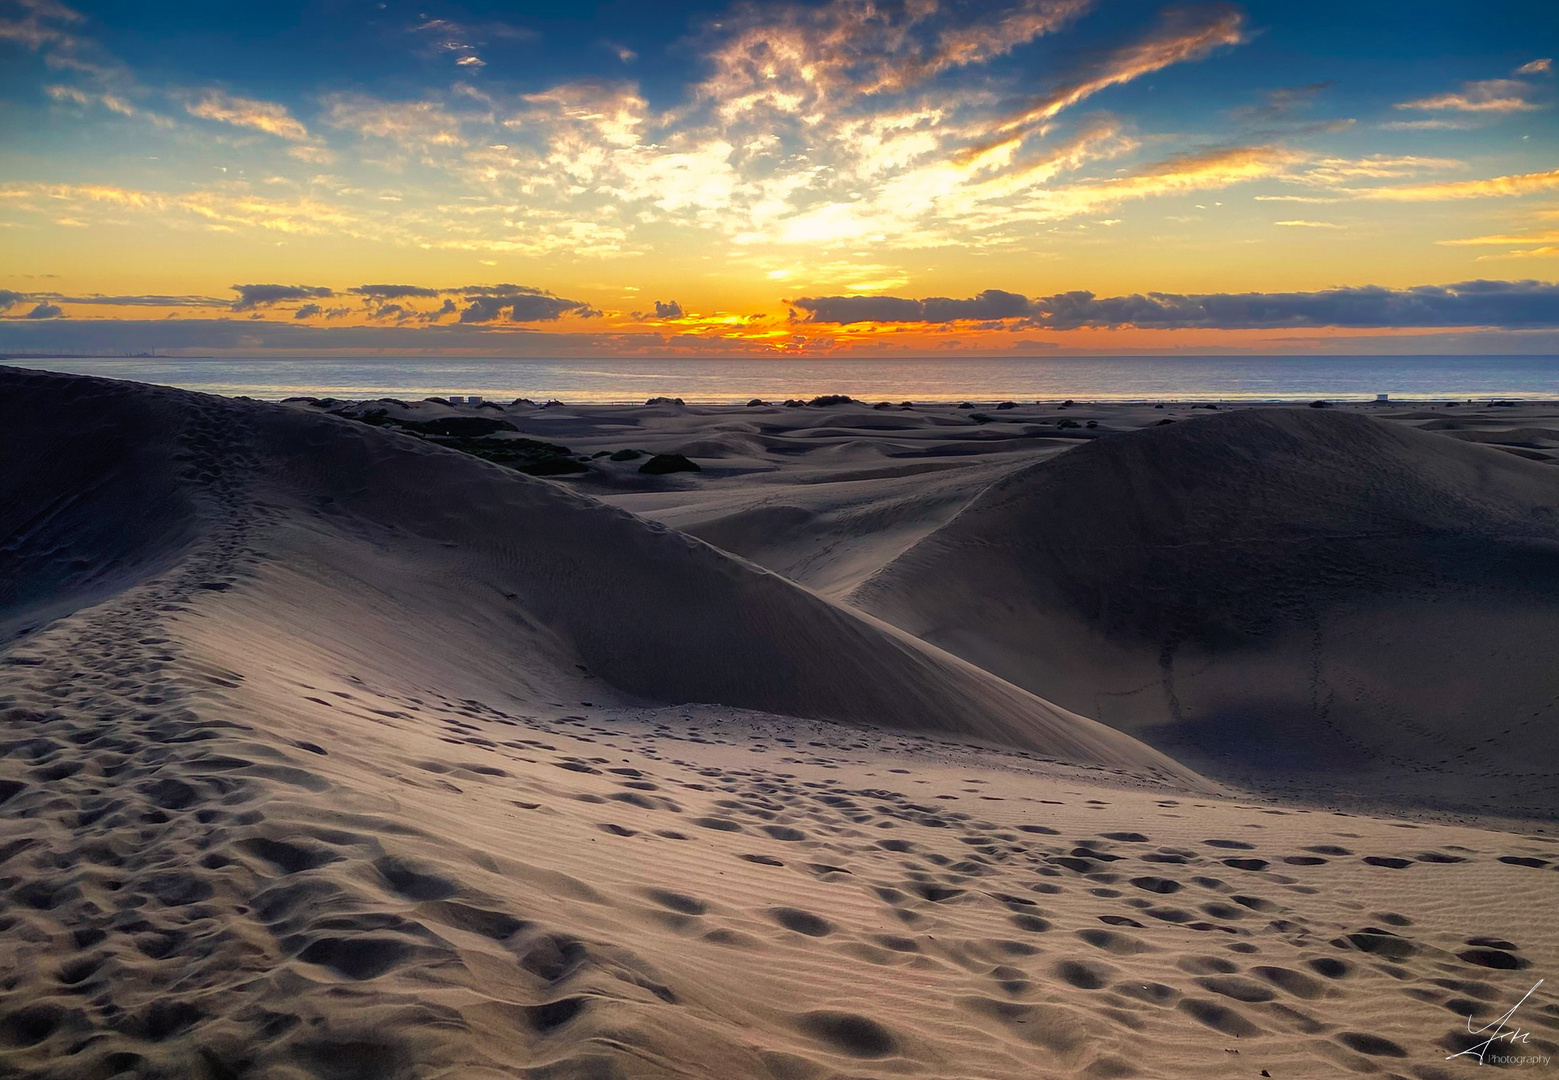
[324,406,588,475]
[639,453,702,475]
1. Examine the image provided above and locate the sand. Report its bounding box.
[1,366,1557,1079]
[850,407,1559,819]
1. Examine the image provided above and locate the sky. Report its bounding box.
[1,0,1557,357]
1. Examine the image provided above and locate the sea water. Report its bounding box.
[11,354,1558,403]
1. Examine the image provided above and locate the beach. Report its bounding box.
[2,365,1557,1079]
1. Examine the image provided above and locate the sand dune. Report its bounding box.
[0,367,1192,780]
[852,407,1559,817]
[3,372,1558,1079]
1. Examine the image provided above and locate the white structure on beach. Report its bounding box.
[447,395,465,405]
[467,395,483,405]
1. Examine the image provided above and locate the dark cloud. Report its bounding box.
[294,304,322,319]
[24,302,64,319]
[349,284,442,299]
[791,281,1559,330]
[633,299,685,320]
[457,283,578,300]
[1230,82,1331,123]
[0,290,22,312]
[31,293,231,308]
[376,303,408,320]
[419,298,458,321]
[0,318,653,355]
[231,283,335,311]
[789,289,1029,325]
[1032,280,1559,330]
[457,285,599,323]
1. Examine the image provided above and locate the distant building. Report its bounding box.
[467,395,483,405]
[1376,393,1389,402]
[447,395,465,404]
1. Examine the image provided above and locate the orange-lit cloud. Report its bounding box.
[1359,167,1559,201]
[185,90,311,140]
[1439,230,1559,245]
[1398,79,1541,113]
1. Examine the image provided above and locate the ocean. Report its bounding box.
[9,354,1559,403]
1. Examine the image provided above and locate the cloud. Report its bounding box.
[231,283,334,310]
[984,5,1245,144]
[24,301,63,319]
[1475,246,1559,261]
[0,279,594,325]
[5,0,1266,260]
[27,292,230,307]
[1274,219,1344,228]
[0,0,83,53]
[1358,167,1559,201]
[0,182,374,239]
[185,90,311,140]
[791,280,1559,330]
[652,300,684,319]
[349,284,442,299]
[1020,144,1300,221]
[1396,59,1551,114]
[1379,117,1482,131]
[46,83,141,119]
[1229,82,1330,124]
[791,288,1032,324]
[456,284,599,323]
[1397,79,1540,114]
[407,13,524,69]
[1298,155,1462,184]
[323,93,465,149]
[696,0,1093,119]
[1439,231,1559,246]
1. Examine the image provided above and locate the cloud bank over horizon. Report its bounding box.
[790,279,1559,330]
[4,276,1559,357]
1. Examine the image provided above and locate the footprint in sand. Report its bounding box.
[768,908,834,937]
[797,1011,898,1058]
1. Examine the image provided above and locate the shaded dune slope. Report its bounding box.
[0,366,1192,783]
[852,408,1559,816]
[0,377,196,640]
